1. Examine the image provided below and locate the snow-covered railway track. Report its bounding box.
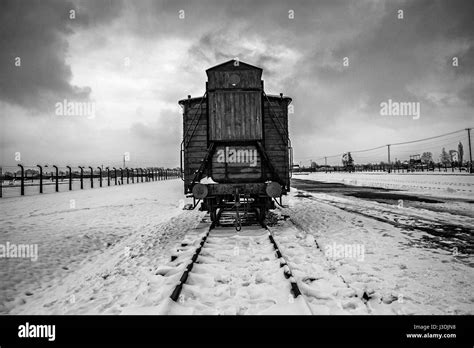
[164,214,313,315]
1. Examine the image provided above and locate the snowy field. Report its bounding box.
[0,180,195,314]
[281,193,474,314]
[1,177,473,315]
[1,178,106,198]
[296,172,474,200]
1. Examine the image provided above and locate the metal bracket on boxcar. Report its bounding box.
[272,196,287,208]
[188,143,215,192]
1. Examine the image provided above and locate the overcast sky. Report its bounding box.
[0,0,473,169]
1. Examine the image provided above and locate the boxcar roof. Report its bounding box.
[178,94,293,105]
[206,59,263,72]
[178,96,205,105]
[178,94,292,106]
[266,94,293,104]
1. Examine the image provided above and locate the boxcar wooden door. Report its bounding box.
[209,91,262,141]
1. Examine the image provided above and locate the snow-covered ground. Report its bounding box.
[280,192,474,314]
[295,172,474,200]
[2,178,125,198]
[1,176,473,315]
[1,180,196,314]
[157,225,312,315]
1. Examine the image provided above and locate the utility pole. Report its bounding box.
[387,144,391,173]
[325,157,327,166]
[467,128,473,173]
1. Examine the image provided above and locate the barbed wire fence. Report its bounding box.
[295,127,473,173]
[0,164,180,198]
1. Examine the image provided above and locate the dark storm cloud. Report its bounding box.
[303,0,474,108]
[454,45,474,106]
[176,0,473,148]
[266,0,474,140]
[0,0,123,112]
[1,0,472,167]
[187,31,270,68]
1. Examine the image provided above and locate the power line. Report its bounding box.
[351,145,386,153]
[298,127,471,162]
[391,129,465,146]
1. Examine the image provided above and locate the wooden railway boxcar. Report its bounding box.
[179,59,292,223]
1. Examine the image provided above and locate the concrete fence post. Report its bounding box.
[18,164,25,196]
[97,167,102,187]
[79,166,84,189]
[88,167,93,188]
[37,165,43,193]
[66,166,72,191]
[53,165,59,192]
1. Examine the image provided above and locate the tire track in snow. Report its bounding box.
[293,190,473,255]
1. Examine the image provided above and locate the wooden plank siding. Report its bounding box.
[206,61,262,90]
[211,145,262,181]
[207,70,262,90]
[181,96,290,189]
[182,99,208,190]
[209,91,262,141]
[263,97,290,185]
